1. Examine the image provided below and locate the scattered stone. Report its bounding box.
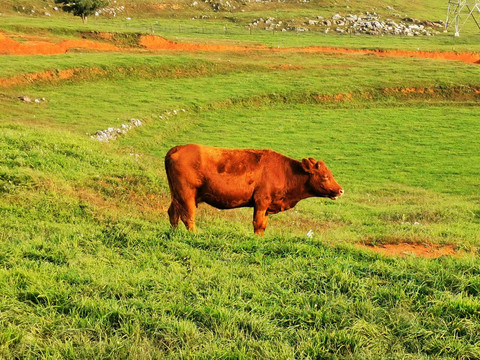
[95,5,125,17]
[247,12,443,36]
[91,118,143,142]
[19,96,47,104]
[20,96,47,104]
[91,108,186,142]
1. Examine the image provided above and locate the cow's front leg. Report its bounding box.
[253,204,269,236]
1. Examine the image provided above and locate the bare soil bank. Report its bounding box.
[1,31,479,64]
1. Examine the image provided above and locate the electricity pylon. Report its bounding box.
[446,0,480,36]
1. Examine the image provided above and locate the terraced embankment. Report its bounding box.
[2,31,480,64]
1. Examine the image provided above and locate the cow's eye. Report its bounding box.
[322,177,329,181]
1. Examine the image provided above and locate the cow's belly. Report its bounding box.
[202,195,254,209]
[267,198,298,214]
[267,203,288,214]
[197,179,255,209]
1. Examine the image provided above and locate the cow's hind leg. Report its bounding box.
[167,173,197,232]
[170,187,197,233]
[168,202,180,228]
[179,196,197,233]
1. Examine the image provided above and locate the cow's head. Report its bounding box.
[302,157,344,200]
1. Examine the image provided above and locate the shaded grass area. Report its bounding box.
[1,225,480,359]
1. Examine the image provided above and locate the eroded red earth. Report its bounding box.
[138,34,480,64]
[359,243,458,258]
[1,31,480,64]
[0,32,119,55]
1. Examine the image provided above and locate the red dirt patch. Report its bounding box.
[59,39,119,52]
[0,32,119,55]
[139,34,258,52]
[0,67,109,87]
[288,46,480,64]
[313,92,354,102]
[2,31,479,65]
[138,35,480,64]
[359,243,457,258]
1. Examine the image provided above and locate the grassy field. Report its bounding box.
[1,1,480,358]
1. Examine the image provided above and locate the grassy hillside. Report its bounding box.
[2,2,480,53]
[0,0,452,18]
[1,0,480,358]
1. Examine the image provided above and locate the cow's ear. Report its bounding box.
[315,160,325,170]
[302,158,316,173]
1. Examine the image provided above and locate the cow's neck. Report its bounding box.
[285,160,316,202]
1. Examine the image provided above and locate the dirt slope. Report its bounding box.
[2,31,480,65]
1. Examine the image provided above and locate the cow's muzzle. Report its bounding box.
[330,189,344,200]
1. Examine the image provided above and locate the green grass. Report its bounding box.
[2,218,480,358]
[117,103,479,247]
[3,52,480,136]
[1,3,480,359]
[0,53,222,78]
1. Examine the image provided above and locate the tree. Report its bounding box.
[55,0,109,24]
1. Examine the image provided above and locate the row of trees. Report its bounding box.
[54,0,109,24]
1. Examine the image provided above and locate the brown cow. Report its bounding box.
[165,144,343,235]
